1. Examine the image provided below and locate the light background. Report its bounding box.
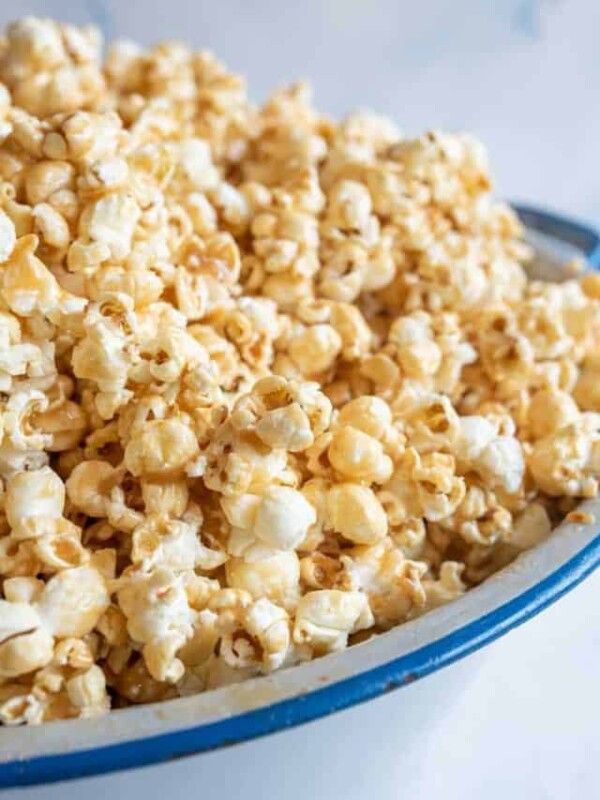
[1,2,599,798]
[1,0,599,224]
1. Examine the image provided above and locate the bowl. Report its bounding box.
[1,206,599,790]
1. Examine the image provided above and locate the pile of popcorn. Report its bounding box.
[0,17,599,725]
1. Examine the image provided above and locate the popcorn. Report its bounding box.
[328,426,393,483]
[219,598,290,671]
[338,395,392,440]
[528,387,580,439]
[475,435,524,495]
[326,483,388,544]
[252,485,316,550]
[131,516,204,571]
[382,448,466,523]
[0,207,16,261]
[574,358,600,412]
[341,540,427,627]
[117,566,196,682]
[528,416,600,497]
[0,15,597,724]
[0,18,105,117]
[33,202,70,249]
[2,235,86,320]
[232,375,332,452]
[124,419,200,477]
[5,466,65,539]
[293,590,373,654]
[418,562,466,614]
[287,323,342,376]
[226,551,301,610]
[65,664,109,717]
[33,522,91,570]
[437,483,512,547]
[0,612,54,678]
[66,459,116,516]
[393,389,460,453]
[0,601,46,646]
[36,566,109,637]
[454,416,524,495]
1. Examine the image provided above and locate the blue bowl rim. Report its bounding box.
[2,533,599,789]
[511,202,600,269]
[1,205,599,789]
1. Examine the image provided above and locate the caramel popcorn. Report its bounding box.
[0,17,598,724]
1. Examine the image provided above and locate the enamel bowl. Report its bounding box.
[1,206,599,791]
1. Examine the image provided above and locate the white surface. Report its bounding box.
[6,570,599,800]
[0,2,598,797]
[1,0,599,226]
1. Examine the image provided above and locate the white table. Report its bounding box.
[8,570,599,800]
[3,0,599,224]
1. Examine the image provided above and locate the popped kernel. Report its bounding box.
[528,416,600,496]
[326,483,388,544]
[36,566,110,637]
[124,419,200,478]
[5,466,65,539]
[65,664,109,717]
[226,551,301,611]
[0,15,597,725]
[338,395,392,440]
[341,540,428,627]
[328,425,393,483]
[0,601,54,678]
[219,597,290,672]
[293,590,374,654]
[252,485,316,550]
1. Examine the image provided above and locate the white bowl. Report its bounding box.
[1,206,599,790]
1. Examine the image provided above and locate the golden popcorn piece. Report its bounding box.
[528,416,600,497]
[35,566,110,637]
[220,597,290,672]
[293,590,374,654]
[328,425,393,483]
[326,483,388,545]
[226,550,301,611]
[338,395,392,440]
[65,459,116,516]
[340,540,428,628]
[0,627,55,680]
[66,664,109,717]
[124,419,200,478]
[0,601,54,678]
[5,466,65,539]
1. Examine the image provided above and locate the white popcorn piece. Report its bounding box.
[293,590,374,653]
[0,208,16,262]
[36,566,109,637]
[80,193,140,260]
[253,486,316,550]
